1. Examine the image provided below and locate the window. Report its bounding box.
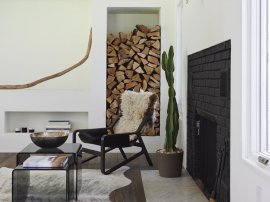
[243,0,270,171]
[267,0,270,153]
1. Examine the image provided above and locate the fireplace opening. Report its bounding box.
[196,111,217,195]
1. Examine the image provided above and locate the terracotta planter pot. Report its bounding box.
[157,149,184,178]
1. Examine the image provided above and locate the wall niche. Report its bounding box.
[106,8,160,136]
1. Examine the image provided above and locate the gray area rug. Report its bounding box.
[0,166,131,202]
[141,169,208,202]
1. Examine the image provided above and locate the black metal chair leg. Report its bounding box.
[138,137,153,166]
[119,147,127,160]
[100,144,106,174]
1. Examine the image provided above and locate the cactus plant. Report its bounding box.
[162,46,179,152]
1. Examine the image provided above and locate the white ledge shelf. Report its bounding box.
[4,111,88,133]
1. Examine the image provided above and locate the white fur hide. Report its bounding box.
[113,90,154,140]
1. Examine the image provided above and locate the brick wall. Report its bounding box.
[187,40,231,202]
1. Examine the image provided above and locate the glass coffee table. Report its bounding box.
[12,143,82,202]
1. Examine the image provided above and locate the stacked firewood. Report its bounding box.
[106,25,161,136]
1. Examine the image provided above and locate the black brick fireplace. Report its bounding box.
[187,40,230,202]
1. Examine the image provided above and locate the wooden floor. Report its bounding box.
[0,152,157,202]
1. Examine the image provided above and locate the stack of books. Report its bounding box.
[23,155,68,168]
[46,120,71,133]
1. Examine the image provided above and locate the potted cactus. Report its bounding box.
[157,46,183,178]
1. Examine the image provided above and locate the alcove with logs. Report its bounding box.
[106,24,161,136]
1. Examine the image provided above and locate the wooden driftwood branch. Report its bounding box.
[0,28,92,89]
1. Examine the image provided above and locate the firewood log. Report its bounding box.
[111,100,119,109]
[136,25,149,34]
[153,73,160,81]
[108,57,118,64]
[154,66,160,74]
[147,31,160,38]
[112,88,120,95]
[132,36,141,45]
[132,74,142,82]
[136,44,145,50]
[107,75,115,84]
[133,62,140,70]
[141,58,148,65]
[126,82,138,89]
[108,49,117,57]
[143,74,150,81]
[151,40,160,50]
[107,68,116,76]
[148,63,157,68]
[150,76,160,85]
[116,82,125,90]
[107,33,115,44]
[125,70,134,78]
[108,63,115,68]
[127,60,134,69]
[116,74,125,82]
[142,47,150,55]
[118,65,126,70]
[139,39,147,45]
[145,40,155,47]
[137,30,146,38]
[150,25,161,33]
[126,40,134,46]
[149,49,160,58]
[150,36,161,40]
[138,53,146,59]
[131,45,140,53]
[129,49,135,57]
[107,81,117,89]
[142,80,148,91]
[134,83,142,92]
[147,56,160,65]
[119,32,127,43]
[151,48,161,55]
[144,65,154,75]
[111,44,119,51]
[135,66,144,74]
[148,81,159,88]
[127,31,132,41]
[134,55,142,64]
[106,95,114,104]
[119,43,130,51]
[116,71,124,77]
[124,79,132,84]
[112,37,121,46]
[118,59,131,65]
[107,46,114,53]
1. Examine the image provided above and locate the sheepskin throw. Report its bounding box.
[113,90,157,140]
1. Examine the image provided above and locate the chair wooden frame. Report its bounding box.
[72,114,153,175]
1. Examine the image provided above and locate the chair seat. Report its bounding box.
[78,129,137,148]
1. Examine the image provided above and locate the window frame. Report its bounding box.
[242,0,270,174]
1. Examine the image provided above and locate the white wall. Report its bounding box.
[0,0,92,90]
[180,0,270,201]
[0,0,177,153]
[108,13,159,36]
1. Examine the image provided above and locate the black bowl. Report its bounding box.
[30,132,68,148]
